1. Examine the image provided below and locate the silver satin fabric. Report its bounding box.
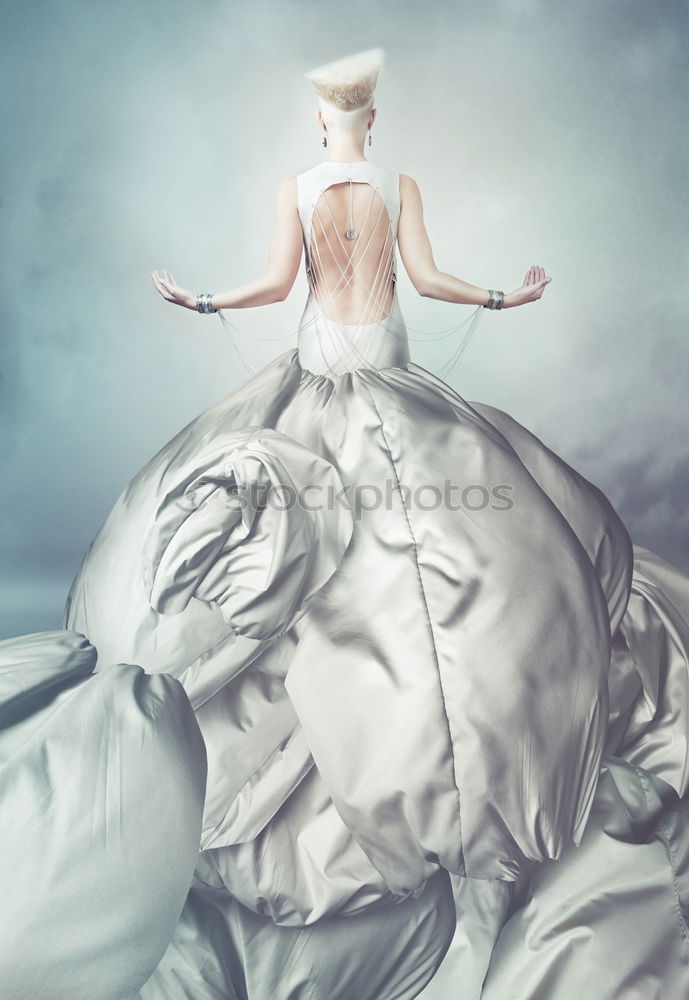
[2,354,688,993]
[0,630,207,999]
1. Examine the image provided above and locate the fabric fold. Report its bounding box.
[0,629,207,1000]
[63,418,355,904]
[142,429,353,640]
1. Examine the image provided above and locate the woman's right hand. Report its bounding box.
[504,265,552,308]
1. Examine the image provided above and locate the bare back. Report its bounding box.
[295,160,409,378]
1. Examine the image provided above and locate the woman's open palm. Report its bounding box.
[151,269,194,309]
[509,265,552,307]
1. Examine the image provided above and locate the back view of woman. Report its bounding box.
[4,47,686,1000]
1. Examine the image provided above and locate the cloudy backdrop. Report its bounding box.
[1,0,687,637]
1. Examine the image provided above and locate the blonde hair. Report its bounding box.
[305,48,384,130]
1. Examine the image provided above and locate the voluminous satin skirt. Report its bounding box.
[2,347,688,998]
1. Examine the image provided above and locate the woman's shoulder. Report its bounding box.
[398,172,419,189]
[398,172,421,208]
[272,175,298,209]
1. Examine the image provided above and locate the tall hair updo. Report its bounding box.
[305,47,384,131]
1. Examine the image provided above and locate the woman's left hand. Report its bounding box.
[503,265,552,309]
[151,270,195,310]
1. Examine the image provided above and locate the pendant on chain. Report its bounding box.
[345,180,357,239]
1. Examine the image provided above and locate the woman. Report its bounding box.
[150,51,551,375]
[3,48,688,1000]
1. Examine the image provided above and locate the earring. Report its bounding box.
[322,133,327,147]
[368,129,372,146]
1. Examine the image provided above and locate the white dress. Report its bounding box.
[2,159,688,999]
[295,159,411,376]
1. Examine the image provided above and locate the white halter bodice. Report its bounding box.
[295,160,410,379]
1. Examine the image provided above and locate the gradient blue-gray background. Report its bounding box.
[1,0,687,638]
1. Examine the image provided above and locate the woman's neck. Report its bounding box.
[322,131,367,163]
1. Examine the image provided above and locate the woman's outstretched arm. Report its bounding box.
[396,174,551,309]
[152,177,304,311]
